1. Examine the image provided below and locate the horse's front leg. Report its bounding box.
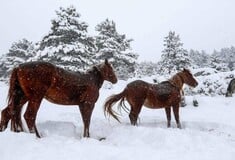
[79,102,95,138]
[173,104,181,129]
[165,107,171,128]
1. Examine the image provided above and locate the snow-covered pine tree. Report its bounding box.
[227,46,235,70]
[0,38,36,80]
[210,50,228,71]
[189,49,210,68]
[212,46,235,71]
[157,31,191,75]
[95,19,138,80]
[135,61,158,77]
[37,6,95,71]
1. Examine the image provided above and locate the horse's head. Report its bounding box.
[181,68,198,88]
[98,59,118,84]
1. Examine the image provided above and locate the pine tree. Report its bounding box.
[157,31,191,75]
[212,46,235,71]
[228,46,235,70]
[189,49,210,68]
[0,39,36,80]
[210,50,228,71]
[95,19,138,80]
[227,47,235,71]
[37,6,95,71]
[136,61,158,77]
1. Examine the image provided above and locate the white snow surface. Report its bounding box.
[0,79,235,160]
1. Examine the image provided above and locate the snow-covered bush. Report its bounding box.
[185,69,235,96]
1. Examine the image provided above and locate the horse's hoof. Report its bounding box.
[29,129,36,134]
[177,124,182,129]
[83,135,90,138]
[193,100,199,107]
[0,125,6,132]
[99,137,106,141]
[35,133,41,138]
[11,126,19,132]
[15,127,24,133]
[181,103,187,107]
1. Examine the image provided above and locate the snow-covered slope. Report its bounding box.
[0,79,235,160]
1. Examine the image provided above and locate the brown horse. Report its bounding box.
[0,59,117,138]
[104,69,198,128]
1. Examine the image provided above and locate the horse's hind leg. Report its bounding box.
[165,107,171,128]
[24,99,42,138]
[0,107,11,131]
[172,104,181,128]
[128,101,143,126]
[11,96,28,132]
[0,98,26,132]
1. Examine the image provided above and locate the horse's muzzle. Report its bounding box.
[194,81,198,87]
[111,76,118,84]
[112,78,118,84]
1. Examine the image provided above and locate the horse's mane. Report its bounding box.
[87,66,99,74]
[85,65,104,88]
[86,62,105,73]
[168,71,184,90]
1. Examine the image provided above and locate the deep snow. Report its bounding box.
[0,79,235,160]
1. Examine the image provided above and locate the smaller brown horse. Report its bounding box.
[104,69,198,128]
[0,59,117,138]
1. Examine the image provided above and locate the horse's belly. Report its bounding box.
[144,99,163,109]
[143,99,167,109]
[45,89,78,105]
[45,96,74,105]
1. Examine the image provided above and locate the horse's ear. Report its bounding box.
[105,59,109,65]
[183,68,191,74]
[183,68,188,72]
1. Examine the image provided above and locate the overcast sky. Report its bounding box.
[0,0,235,61]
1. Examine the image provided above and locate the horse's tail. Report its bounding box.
[7,68,23,107]
[104,88,128,122]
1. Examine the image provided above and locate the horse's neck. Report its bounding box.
[87,67,104,88]
[169,74,184,90]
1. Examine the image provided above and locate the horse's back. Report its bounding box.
[144,81,181,108]
[17,61,81,84]
[19,61,54,68]
[126,80,151,94]
[18,61,55,80]
[155,81,178,95]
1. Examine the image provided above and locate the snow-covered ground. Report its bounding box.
[0,79,235,160]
